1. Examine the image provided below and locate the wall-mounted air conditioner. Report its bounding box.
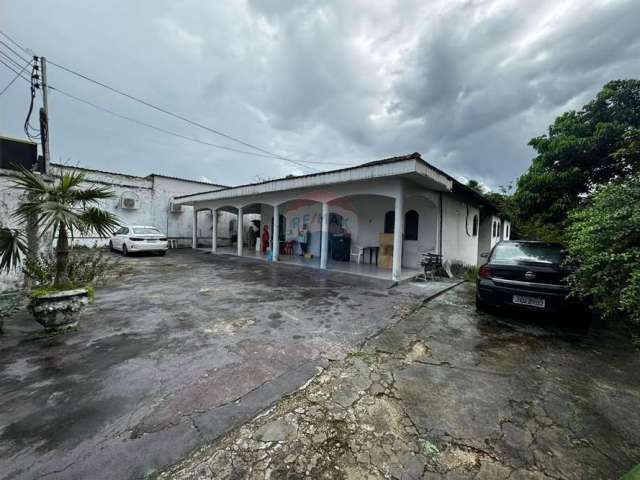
[170,201,183,213]
[119,191,140,210]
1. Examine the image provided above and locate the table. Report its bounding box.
[362,246,380,265]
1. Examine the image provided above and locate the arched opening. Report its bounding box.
[404,210,419,241]
[472,214,479,236]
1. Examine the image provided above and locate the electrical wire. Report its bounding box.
[46,59,321,171]
[0,39,29,64]
[24,60,41,140]
[0,58,31,97]
[1,29,354,170]
[47,85,352,166]
[0,48,27,69]
[0,29,31,56]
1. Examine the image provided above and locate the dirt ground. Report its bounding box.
[160,283,640,480]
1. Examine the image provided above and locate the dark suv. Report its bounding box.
[476,241,583,313]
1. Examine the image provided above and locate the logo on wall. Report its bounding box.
[281,191,359,241]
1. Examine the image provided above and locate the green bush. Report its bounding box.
[566,175,640,324]
[463,266,479,282]
[24,248,122,288]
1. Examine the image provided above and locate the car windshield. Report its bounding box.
[132,227,161,235]
[492,243,564,264]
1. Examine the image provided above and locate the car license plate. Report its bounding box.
[513,295,545,308]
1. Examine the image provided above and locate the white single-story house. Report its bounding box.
[175,153,510,281]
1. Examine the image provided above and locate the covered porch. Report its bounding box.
[205,246,420,282]
[177,154,469,282]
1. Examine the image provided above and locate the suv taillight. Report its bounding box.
[479,265,492,279]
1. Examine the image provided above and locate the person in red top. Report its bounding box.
[261,225,270,254]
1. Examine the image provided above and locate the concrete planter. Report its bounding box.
[28,288,89,331]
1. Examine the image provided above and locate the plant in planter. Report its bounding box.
[0,166,119,331]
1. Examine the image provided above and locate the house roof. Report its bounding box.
[49,163,227,188]
[174,152,498,211]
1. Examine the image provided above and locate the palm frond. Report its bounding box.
[6,164,49,197]
[12,200,45,225]
[0,228,27,273]
[78,208,120,237]
[57,169,86,193]
[36,201,82,237]
[68,184,116,204]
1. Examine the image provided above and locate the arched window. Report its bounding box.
[492,221,497,237]
[505,224,510,239]
[472,214,479,236]
[404,210,419,241]
[497,221,501,238]
[384,210,395,234]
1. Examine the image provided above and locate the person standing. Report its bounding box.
[248,221,258,250]
[261,225,270,254]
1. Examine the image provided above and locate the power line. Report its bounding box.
[45,59,321,171]
[0,47,27,69]
[0,30,31,56]
[0,29,352,170]
[0,58,31,97]
[0,57,29,80]
[0,39,29,64]
[47,85,352,166]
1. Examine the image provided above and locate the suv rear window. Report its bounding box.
[492,243,564,264]
[132,227,161,234]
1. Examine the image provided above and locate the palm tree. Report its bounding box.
[0,165,120,289]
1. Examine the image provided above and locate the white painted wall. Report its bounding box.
[477,214,504,264]
[0,166,224,291]
[441,194,480,267]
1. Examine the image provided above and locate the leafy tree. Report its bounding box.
[0,166,120,289]
[566,175,640,324]
[514,79,640,239]
[466,179,485,194]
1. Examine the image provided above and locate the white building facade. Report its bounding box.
[176,153,500,282]
[0,163,228,290]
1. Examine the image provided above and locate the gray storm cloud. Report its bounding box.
[1,0,638,189]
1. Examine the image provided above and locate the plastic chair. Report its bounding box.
[350,245,364,264]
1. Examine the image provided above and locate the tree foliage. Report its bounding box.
[0,166,120,289]
[514,80,640,239]
[566,175,640,324]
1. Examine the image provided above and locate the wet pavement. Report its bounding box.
[160,283,640,479]
[0,250,454,480]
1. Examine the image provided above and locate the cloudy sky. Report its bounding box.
[1,0,639,189]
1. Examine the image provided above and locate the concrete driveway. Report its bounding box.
[161,283,640,479]
[0,250,450,480]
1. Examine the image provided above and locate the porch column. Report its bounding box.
[192,208,197,249]
[211,209,217,253]
[272,204,279,261]
[237,207,243,256]
[392,195,404,281]
[320,201,329,269]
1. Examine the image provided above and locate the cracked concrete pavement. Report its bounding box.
[0,250,453,480]
[159,283,640,479]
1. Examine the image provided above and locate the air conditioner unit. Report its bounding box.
[170,201,182,213]
[119,192,140,210]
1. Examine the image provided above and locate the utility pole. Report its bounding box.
[39,56,50,175]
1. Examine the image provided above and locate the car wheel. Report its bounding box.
[122,245,128,257]
[475,295,493,313]
[158,251,166,256]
